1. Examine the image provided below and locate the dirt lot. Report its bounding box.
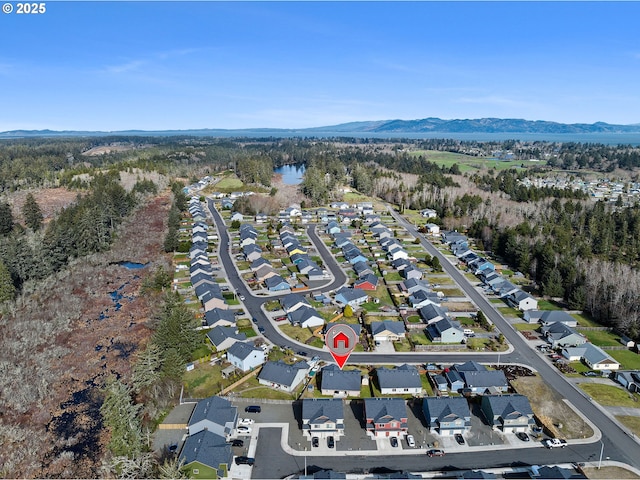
[8,187,78,224]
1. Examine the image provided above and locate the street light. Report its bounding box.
[598,439,604,469]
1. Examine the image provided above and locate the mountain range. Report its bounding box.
[2,117,640,138]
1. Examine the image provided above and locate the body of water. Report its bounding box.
[274,164,306,184]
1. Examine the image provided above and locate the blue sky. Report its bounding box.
[1,1,640,131]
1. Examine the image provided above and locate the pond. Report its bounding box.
[274,164,306,185]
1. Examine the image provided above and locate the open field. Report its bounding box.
[408,149,536,172]
[583,466,640,479]
[616,415,640,437]
[580,329,622,347]
[610,349,640,370]
[579,383,640,407]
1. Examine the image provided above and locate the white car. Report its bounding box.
[239,295,245,301]
[237,425,252,435]
[543,438,567,449]
[238,418,254,426]
[406,435,416,448]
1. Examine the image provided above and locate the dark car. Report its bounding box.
[427,449,445,457]
[296,350,307,357]
[167,443,178,453]
[258,326,265,333]
[327,436,335,448]
[390,437,398,447]
[312,437,319,448]
[245,405,261,413]
[454,433,465,445]
[231,439,244,447]
[235,456,255,466]
[252,317,258,324]
[516,432,530,442]
[234,310,244,316]
[583,371,598,377]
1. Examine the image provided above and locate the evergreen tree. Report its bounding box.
[22,193,43,231]
[132,343,163,393]
[100,377,143,457]
[0,202,14,236]
[0,259,16,302]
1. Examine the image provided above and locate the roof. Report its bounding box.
[482,394,534,419]
[179,430,232,473]
[539,310,577,324]
[204,308,235,327]
[370,320,405,336]
[419,303,448,322]
[335,286,368,303]
[376,364,422,390]
[265,275,289,289]
[302,398,345,423]
[325,322,361,337]
[320,365,362,392]
[258,360,309,387]
[541,321,581,339]
[582,343,619,366]
[206,326,247,347]
[454,361,487,372]
[431,318,463,335]
[354,273,379,288]
[460,370,509,389]
[227,341,262,361]
[364,397,408,424]
[423,396,470,421]
[288,306,323,325]
[281,293,311,311]
[188,395,237,429]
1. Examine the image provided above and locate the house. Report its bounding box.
[441,231,467,245]
[401,266,423,281]
[301,399,345,441]
[388,248,409,261]
[494,280,519,297]
[250,257,272,271]
[445,370,465,392]
[265,275,291,292]
[376,364,422,395]
[230,212,243,222]
[242,244,262,262]
[363,398,408,438]
[281,293,311,313]
[506,290,538,311]
[541,322,586,348]
[330,201,349,210]
[364,214,381,224]
[290,252,310,265]
[391,258,412,271]
[353,261,374,278]
[420,208,437,218]
[458,370,509,394]
[204,308,236,329]
[469,257,495,275]
[258,360,309,392]
[426,318,465,343]
[614,371,640,392]
[581,343,620,370]
[206,326,247,352]
[454,360,487,372]
[620,335,636,349]
[432,374,449,392]
[220,198,234,210]
[325,322,362,338]
[286,243,308,256]
[370,321,406,343]
[226,342,265,372]
[187,395,238,437]
[320,365,362,397]
[334,287,368,308]
[297,258,321,275]
[425,223,440,235]
[179,430,232,480]
[418,303,449,324]
[530,310,578,327]
[354,273,379,291]
[344,248,368,265]
[254,264,279,282]
[255,213,268,223]
[480,394,536,433]
[411,290,442,309]
[191,272,216,291]
[201,289,228,312]
[288,306,325,328]
[326,221,342,235]
[423,396,471,435]
[400,278,431,295]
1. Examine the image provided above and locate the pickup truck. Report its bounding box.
[543,438,567,449]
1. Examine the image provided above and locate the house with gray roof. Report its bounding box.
[281,293,311,312]
[364,398,408,438]
[179,430,232,480]
[418,303,449,324]
[506,289,538,311]
[400,278,430,295]
[325,322,361,338]
[614,370,640,392]
[301,399,345,441]
[426,318,465,343]
[191,272,216,291]
[527,310,578,327]
[204,308,235,329]
[541,322,586,348]
[334,287,368,308]
[265,274,291,292]
[445,370,465,392]
[201,288,228,312]
[206,326,247,352]
[454,361,487,372]
[432,374,449,392]
[320,365,362,397]
[391,258,412,271]
[188,395,238,437]
[288,306,324,328]
[423,396,471,435]
[459,370,509,394]
[226,342,265,372]
[376,364,422,395]
[242,243,262,262]
[370,320,406,343]
[563,343,620,371]
[353,261,374,278]
[250,256,272,271]
[258,360,309,392]
[480,394,535,433]
[401,265,423,281]
[411,290,442,310]
[254,264,279,282]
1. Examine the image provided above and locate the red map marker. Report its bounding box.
[325,324,358,369]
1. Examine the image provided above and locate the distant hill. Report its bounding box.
[2,117,640,138]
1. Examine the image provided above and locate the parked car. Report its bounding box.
[312,437,319,448]
[245,405,261,413]
[516,432,530,442]
[327,436,335,448]
[235,456,255,465]
[252,317,258,324]
[296,350,307,356]
[454,433,465,445]
[239,295,245,301]
[234,310,245,316]
[236,425,252,435]
[258,326,265,333]
[390,437,398,447]
[406,435,416,448]
[582,371,598,377]
[427,449,445,457]
[231,439,244,447]
[238,418,254,426]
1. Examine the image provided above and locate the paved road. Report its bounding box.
[206,199,640,472]
[389,208,640,469]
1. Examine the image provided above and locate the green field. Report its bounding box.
[408,149,536,172]
[580,329,621,347]
[213,176,244,191]
[610,349,640,370]
[579,383,640,407]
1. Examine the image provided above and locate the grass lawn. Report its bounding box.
[579,383,640,407]
[239,327,257,338]
[513,323,540,331]
[610,349,640,370]
[457,317,476,326]
[409,331,431,345]
[512,375,593,439]
[571,312,602,328]
[569,361,591,374]
[264,300,281,311]
[536,299,563,310]
[238,385,297,400]
[421,375,434,396]
[580,329,621,347]
[437,287,464,297]
[279,324,315,344]
[497,306,522,317]
[215,177,244,191]
[407,315,422,323]
[616,415,640,437]
[466,337,490,351]
[393,339,413,352]
[184,362,232,398]
[384,272,403,282]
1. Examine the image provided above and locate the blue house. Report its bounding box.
[265,275,291,292]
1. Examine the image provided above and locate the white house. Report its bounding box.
[226,342,265,372]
